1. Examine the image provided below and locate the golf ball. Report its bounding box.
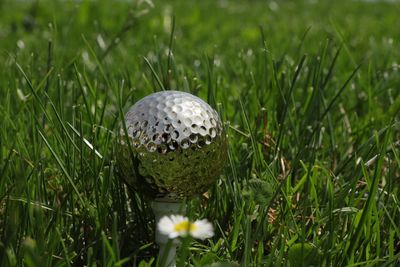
[117,90,227,200]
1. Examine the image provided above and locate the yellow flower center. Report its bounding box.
[174,221,197,233]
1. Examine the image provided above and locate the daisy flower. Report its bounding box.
[158,215,214,240]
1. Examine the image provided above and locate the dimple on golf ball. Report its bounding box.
[117,90,227,200]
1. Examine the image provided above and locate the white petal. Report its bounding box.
[191,219,214,240]
[158,216,175,235]
[170,215,187,224]
[169,232,180,239]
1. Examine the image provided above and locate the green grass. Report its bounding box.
[0,0,399,266]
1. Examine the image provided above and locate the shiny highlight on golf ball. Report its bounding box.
[117,91,227,200]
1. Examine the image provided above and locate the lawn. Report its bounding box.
[0,0,399,266]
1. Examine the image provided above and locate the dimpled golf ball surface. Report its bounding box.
[118,90,227,200]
